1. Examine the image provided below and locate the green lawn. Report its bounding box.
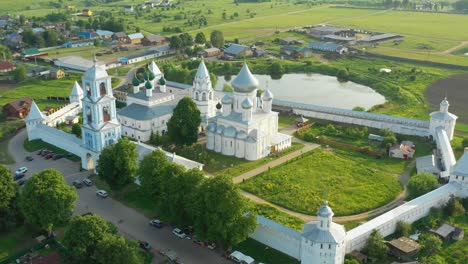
[0,139,15,164]
[240,148,403,216]
[234,239,299,264]
[23,139,81,162]
[254,203,304,231]
[0,226,37,262]
[278,114,299,129]
[204,142,304,177]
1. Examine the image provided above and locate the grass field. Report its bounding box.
[24,139,81,162]
[240,148,403,216]
[234,239,299,264]
[0,227,37,262]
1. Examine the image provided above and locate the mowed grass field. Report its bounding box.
[240,148,403,216]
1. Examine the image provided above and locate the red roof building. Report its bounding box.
[0,61,16,73]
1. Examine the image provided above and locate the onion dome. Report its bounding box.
[223,126,236,138]
[231,63,259,93]
[143,71,149,80]
[145,80,152,89]
[317,201,333,217]
[241,98,253,109]
[132,76,140,87]
[149,71,155,80]
[262,89,273,101]
[216,102,222,110]
[159,76,166,86]
[236,130,248,140]
[222,94,233,104]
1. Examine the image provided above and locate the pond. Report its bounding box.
[215,73,386,110]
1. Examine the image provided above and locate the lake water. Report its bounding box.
[215,73,386,110]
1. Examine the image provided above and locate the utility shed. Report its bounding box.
[387,237,421,261]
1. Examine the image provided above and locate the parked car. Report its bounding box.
[37,149,46,155]
[45,153,54,159]
[14,173,25,181]
[15,167,27,174]
[72,180,83,188]
[53,154,64,160]
[17,179,26,186]
[149,219,163,228]
[172,228,186,239]
[138,241,151,251]
[207,243,216,250]
[96,190,108,198]
[192,236,204,246]
[25,156,34,161]
[41,150,50,156]
[83,178,93,186]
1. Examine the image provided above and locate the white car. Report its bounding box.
[172,228,186,239]
[15,167,28,175]
[96,190,108,198]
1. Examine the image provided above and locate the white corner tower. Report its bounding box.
[81,57,121,153]
[25,101,45,141]
[300,201,346,264]
[430,98,457,140]
[193,60,216,127]
[69,81,84,107]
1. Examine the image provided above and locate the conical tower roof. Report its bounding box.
[195,60,210,80]
[70,81,84,97]
[148,61,162,75]
[26,101,45,121]
[231,63,259,93]
[262,89,273,101]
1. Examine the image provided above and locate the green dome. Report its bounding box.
[159,76,166,85]
[149,71,155,80]
[145,80,152,89]
[132,76,140,87]
[143,71,149,80]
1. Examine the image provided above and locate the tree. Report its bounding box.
[344,258,360,264]
[94,234,143,264]
[97,137,138,189]
[0,165,16,210]
[444,196,465,217]
[363,230,387,259]
[167,97,201,146]
[210,30,224,48]
[336,68,350,82]
[62,214,118,264]
[0,44,12,60]
[12,65,27,82]
[394,221,412,237]
[381,129,397,149]
[462,137,468,149]
[138,149,170,200]
[72,124,82,138]
[193,175,257,248]
[179,33,193,47]
[195,32,206,45]
[20,169,77,235]
[159,168,204,227]
[421,255,447,264]
[419,233,442,255]
[43,30,58,47]
[407,173,438,199]
[352,106,366,111]
[270,62,283,75]
[169,35,183,50]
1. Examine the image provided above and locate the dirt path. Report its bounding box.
[439,40,468,55]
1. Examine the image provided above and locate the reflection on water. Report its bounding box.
[215,73,386,110]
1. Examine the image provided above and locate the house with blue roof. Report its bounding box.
[307,41,348,54]
[96,29,114,39]
[223,43,252,58]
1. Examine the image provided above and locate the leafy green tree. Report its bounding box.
[462,137,468,149]
[72,124,82,138]
[43,30,58,46]
[210,30,224,48]
[179,33,193,47]
[193,175,257,248]
[167,97,201,146]
[352,106,366,111]
[138,149,169,199]
[421,255,447,264]
[94,234,142,264]
[336,68,349,82]
[20,169,77,235]
[12,65,27,82]
[159,168,204,227]
[344,258,360,264]
[270,62,283,75]
[419,233,442,255]
[0,195,23,231]
[195,32,206,44]
[0,44,12,60]
[97,137,138,189]
[363,230,387,259]
[394,221,412,237]
[444,196,465,217]
[62,214,118,264]
[407,173,438,199]
[170,35,183,50]
[0,165,16,210]
[381,129,397,149]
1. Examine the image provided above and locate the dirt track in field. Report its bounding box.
[425,73,468,123]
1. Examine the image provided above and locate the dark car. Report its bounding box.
[37,149,46,155]
[45,153,54,159]
[41,150,50,156]
[149,219,163,228]
[53,154,64,160]
[17,179,26,186]
[14,173,25,181]
[72,180,83,188]
[138,241,151,251]
[25,156,34,161]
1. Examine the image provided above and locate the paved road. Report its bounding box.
[9,130,231,264]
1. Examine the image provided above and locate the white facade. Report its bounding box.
[191,60,216,128]
[430,98,457,140]
[206,63,292,161]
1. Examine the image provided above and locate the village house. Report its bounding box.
[201,47,222,57]
[308,25,353,38]
[389,141,415,160]
[62,39,94,48]
[0,61,16,73]
[278,37,304,45]
[5,33,23,49]
[124,5,134,12]
[431,223,465,241]
[223,43,252,59]
[416,154,440,175]
[3,97,32,119]
[113,32,129,44]
[141,34,167,46]
[387,237,421,261]
[358,33,402,45]
[96,29,114,39]
[22,48,48,59]
[128,33,145,45]
[49,68,65,79]
[308,42,348,54]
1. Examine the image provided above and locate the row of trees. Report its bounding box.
[169,30,225,51]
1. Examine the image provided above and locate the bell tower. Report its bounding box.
[81,57,121,152]
[192,60,216,126]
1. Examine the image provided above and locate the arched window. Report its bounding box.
[195,92,199,101]
[86,84,91,96]
[86,107,92,123]
[202,92,207,101]
[100,82,106,96]
[103,105,110,121]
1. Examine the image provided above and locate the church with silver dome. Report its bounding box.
[206,63,292,160]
